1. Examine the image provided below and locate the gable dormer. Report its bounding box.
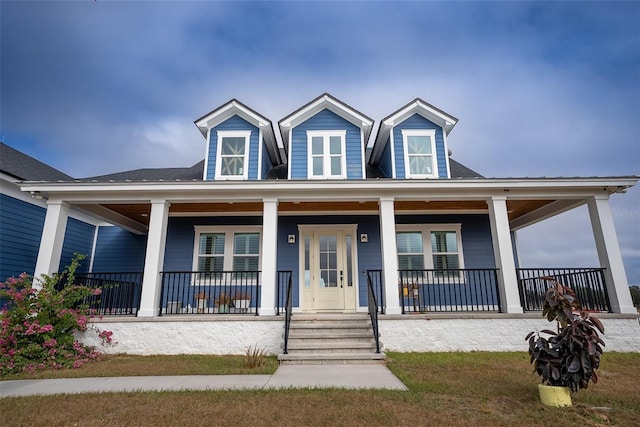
[195,100,280,180]
[279,94,373,180]
[370,99,458,179]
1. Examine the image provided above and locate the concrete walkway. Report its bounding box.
[0,365,407,397]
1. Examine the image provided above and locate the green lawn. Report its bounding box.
[2,352,639,426]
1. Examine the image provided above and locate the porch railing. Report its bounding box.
[366,270,385,314]
[282,272,293,354]
[366,274,381,353]
[64,272,143,316]
[159,271,261,315]
[398,269,501,313]
[275,270,293,315]
[516,268,610,312]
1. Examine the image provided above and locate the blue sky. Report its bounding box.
[1,1,639,285]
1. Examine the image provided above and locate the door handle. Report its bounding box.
[340,270,343,288]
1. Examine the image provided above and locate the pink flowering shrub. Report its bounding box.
[0,255,114,375]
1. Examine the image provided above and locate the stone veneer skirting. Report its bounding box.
[77,314,640,355]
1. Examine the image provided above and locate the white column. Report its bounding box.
[260,198,278,315]
[587,195,635,314]
[487,196,523,313]
[138,200,170,317]
[33,200,69,288]
[379,197,401,314]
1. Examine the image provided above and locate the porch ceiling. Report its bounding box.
[97,199,556,229]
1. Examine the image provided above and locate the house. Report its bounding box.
[4,94,639,357]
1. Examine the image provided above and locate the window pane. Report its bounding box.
[409,156,432,175]
[312,157,323,175]
[234,233,260,255]
[329,136,342,154]
[311,137,323,155]
[398,255,424,270]
[407,135,431,154]
[397,232,423,253]
[221,137,245,155]
[198,256,224,272]
[233,256,259,271]
[330,156,341,175]
[431,231,458,253]
[199,233,225,255]
[433,254,459,270]
[220,157,243,175]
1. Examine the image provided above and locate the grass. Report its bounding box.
[2,352,639,426]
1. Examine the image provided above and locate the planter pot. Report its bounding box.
[234,299,250,312]
[196,298,207,314]
[218,304,230,314]
[538,384,572,407]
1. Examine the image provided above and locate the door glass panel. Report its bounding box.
[304,235,311,288]
[346,234,353,286]
[319,235,338,288]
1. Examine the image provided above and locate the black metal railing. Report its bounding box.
[62,272,143,316]
[159,271,261,315]
[366,269,385,314]
[366,274,381,353]
[398,269,501,312]
[517,268,610,312]
[275,270,293,315]
[283,273,293,354]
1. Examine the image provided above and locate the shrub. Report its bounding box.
[0,255,113,375]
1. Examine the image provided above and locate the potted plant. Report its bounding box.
[195,292,208,313]
[216,293,232,314]
[233,292,251,312]
[525,278,605,407]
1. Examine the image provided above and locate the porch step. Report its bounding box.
[279,313,384,365]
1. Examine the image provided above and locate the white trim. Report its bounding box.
[442,128,451,179]
[360,128,366,179]
[287,129,293,180]
[306,130,347,179]
[215,130,252,180]
[88,226,100,272]
[257,128,263,180]
[401,129,438,179]
[203,128,211,180]
[390,127,396,179]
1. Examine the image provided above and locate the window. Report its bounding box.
[396,224,463,277]
[307,130,346,179]
[193,227,261,278]
[215,130,251,179]
[402,129,437,178]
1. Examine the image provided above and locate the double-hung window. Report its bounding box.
[402,129,438,179]
[215,130,251,179]
[307,130,346,179]
[194,226,261,281]
[396,224,464,280]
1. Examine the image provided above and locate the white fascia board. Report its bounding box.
[280,95,373,136]
[509,199,588,231]
[18,177,638,204]
[383,100,458,134]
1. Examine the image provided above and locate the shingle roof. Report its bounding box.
[79,160,205,182]
[0,142,73,181]
[450,158,484,178]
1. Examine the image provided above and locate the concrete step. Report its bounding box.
[289,321,372,330]
[278,352,387,365]
[292,313,371,321]
[286,341,378,353]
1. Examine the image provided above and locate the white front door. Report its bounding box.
[300,226,357,312]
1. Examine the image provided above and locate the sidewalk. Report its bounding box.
[0,365,407,397]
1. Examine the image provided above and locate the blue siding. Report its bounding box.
[393,114,448,179]
[164,216,263,271]
[92,226,147,272]
[290,109,364,179]
[261,140,274,179]
[205,116,260,181]
[59,217,95,273]
[0,194,45,279]
[395,214,496,268]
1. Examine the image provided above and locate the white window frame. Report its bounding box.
[192,226,262,283]
[306,130,347,179]
[396,224,464,281]
[215,130,251,180]
[401,129,438,179]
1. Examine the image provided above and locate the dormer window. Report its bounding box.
[215,130,251,179]
[402,129,437,179]
[307,130,346,179]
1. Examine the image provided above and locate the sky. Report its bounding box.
[1,1,639,285]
